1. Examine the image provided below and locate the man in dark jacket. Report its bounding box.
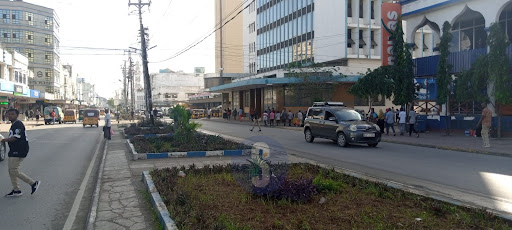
[250,109,261,132]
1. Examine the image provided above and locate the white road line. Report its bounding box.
[62,133,103,230]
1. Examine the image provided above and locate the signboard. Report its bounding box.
[14,84,23,93]
[0,81,14,92]
[194,67,205,74]
[37,71,43,78]
[0,102,8,105]
[30,89,40,98]
[381,3,401,66]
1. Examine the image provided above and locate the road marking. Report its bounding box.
[62,133,103,230]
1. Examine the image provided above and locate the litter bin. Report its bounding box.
[415,115,427,132]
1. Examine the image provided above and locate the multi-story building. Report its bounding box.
[135,88,145,112]
[215,0,244,76]
[0,0,61,95]
[150,70,204,108]
[211,0,393,115]
[401,0,512,132]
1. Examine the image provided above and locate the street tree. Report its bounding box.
[454,56,489,106]
[107,98,115,108]
[390,17,415,107]
[348,66,394,110]
[436,21,454,135]
[487,23,511,138]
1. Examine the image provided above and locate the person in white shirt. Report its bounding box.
[398,108,407,136]
[297,110,304,127]
[104,109,112,140]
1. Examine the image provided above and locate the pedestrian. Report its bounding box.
[281,109,287,126]
[35,110,40,123]
[249,108,255,121]
[227,109,231,120]
[275,109,281,126]
[50,109,56,124]
[2,108,41,197]
[398,108,407,136]
[29,110,34,120]
[297,110,304,127]
[232,108,237,120]
[103,109,112,140]
[250,109,261,132]
[238,108,243,122]
[269,110,275,127]
[115,111,120,123]
[408,107,419,138]
[385,108,396,136]
[395,109,400,123]
[131,110,135,122]
[287,110,293,126]
[476,102,491,147]
[207,108,211,119]
[263,111,268,126]
[24,110,29,121]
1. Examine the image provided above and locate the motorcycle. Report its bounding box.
[0,134,6,161]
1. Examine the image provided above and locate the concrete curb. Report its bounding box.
[85,138,108,230]
[128,139,250,160]
[381,139,512,158]
[142,171,178,230]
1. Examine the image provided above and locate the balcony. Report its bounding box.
[413,44,512,77]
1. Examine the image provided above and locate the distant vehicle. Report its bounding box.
[100,109,105,116]
[303,102,381,147]
[156,110,163,118]
[191,109,205,119]
[63,109,78,123]
[83,109,100,128]
[43,106,63,125]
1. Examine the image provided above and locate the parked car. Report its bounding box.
[43,106,63,125]
[303,102,381,147]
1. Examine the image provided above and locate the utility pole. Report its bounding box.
[129,0,154,125]
[219,0,224,109]
[122,61,127,112]
[128,51,136,113]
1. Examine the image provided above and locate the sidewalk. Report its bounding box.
[203,117,512,158]
[91,126,154,230]
[0,119,45,132]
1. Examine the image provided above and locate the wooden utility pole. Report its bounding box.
[122,61,127,112]
[129,0,153,124]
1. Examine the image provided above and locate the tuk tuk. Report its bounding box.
[63,109,77,123]
[43,106,63,125]
[211,109,220,117]
[78,109,84,122]
[191,109,205,119]
[83,109,100,127]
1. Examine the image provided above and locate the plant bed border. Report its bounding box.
[127,137,251,160]
[142,171,178,230]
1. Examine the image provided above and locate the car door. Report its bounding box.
[322,110,338,139]
[308,108,325,137]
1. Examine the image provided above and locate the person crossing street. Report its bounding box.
[250,109,261,132]
[2,108,41,197]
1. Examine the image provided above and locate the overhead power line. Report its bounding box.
[151,0,254,64]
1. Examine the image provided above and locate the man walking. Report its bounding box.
[297,110,304,127]
[287,110,293,126]
[408,107,419,138]
[238,108,243,122]
[50,109,56,124]
[2,109,40,197]
[103,109,112,140]
[385,109,396,136]
[250,109,261,132]
[476,103,492,147]
[398,108,407,135]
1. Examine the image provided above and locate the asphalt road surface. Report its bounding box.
[0,122,103,229]
[197,119,512,217]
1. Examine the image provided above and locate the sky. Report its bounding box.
[24,0,216,99]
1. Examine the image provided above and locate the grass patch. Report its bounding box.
[140,190,164,230]
[150,163,512,229]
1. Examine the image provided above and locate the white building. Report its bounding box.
[150,70,204,108]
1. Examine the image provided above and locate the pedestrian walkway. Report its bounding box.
[202,118,512,157]
[92,126,153,230]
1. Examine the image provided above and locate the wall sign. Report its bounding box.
[381,3,402,66]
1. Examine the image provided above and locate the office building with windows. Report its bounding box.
[212,0,393,116]
[0,0,60,95]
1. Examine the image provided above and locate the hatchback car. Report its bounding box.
[303,102,381,147]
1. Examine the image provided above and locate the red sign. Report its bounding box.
[381,3,401,66]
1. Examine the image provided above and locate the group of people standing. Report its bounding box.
[367,106,420,137]
[2,109,41,123]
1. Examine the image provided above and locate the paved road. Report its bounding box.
[0,122,103,229]
[197,119,512,216]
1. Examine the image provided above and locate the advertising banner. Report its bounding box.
[381,3,401,66]
[30,89,40,98]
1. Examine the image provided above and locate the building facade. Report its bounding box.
[211,0,393,116]
[0,0,61,95]
[215,0,244,75]
[402,0,512,132]
[150,71,205,108]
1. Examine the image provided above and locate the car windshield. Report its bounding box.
[334,110,362,121]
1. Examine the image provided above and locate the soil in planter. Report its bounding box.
[151,163,512,230]
[131,133,249,153]
[124,125,174,135]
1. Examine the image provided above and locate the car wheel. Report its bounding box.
[0,142,6,161]
[368,143,378,147]
[304,129,314,143]
[337,132,348,147]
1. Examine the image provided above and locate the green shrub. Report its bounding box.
[313,176,345,193]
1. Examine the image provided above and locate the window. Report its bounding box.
[348,0,352,17]
[26,49,34,62]
[450,10,487,52]
[15,71,19,82]
[45,17,53,29]
[370,1,375,19]
[324,111,335,121]
[370,31,377,48]
[23,74,26,84]
[0,28,10,42]
[12,10,21,24]
[359,30,366,48]
[26,31,33,44]
[347,29,354,48]
[359,0,364,18]
[45,34,52,46]
[45,52,53,64]
[45,69,53,81]
[25,12,33,25]
[306,108,324,119]
[335,110,362,121]
[1,9,10,23]
[12,30,21,43]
